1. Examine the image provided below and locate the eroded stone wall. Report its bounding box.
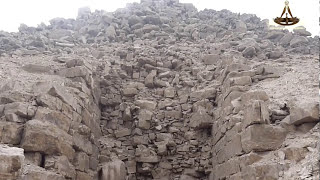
[0,0,319,180]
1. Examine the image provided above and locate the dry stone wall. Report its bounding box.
[0,0,319,180]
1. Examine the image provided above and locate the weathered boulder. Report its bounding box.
[21,120,75,159]
[241,124,287,153]
[289,102,319,125]
[290,36,308,47]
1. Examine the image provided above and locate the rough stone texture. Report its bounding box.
[241,124,287,153]
[0,145,24,180]
[21,120,75,159]
[0,0,318,180]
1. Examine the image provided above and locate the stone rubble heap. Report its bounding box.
[0,0,319,180]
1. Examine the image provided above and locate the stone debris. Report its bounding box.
[0,0,318,180]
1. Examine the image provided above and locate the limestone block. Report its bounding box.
[4,102,36,119]
[289,102,319,125]
[34,107,71,132]
[203,54,220,65]
[290,36,308,47]
[82,108,101,138]
[74,152,90,172]
[122,87,138,97]
[240,91,269,105]
[145,70,157,88]
[21,164,65,180]
[24,152,42,166]
[243,100,270,128]
[135,100,157,110]
[72,133,93,155]
[48,85,81,112]
[126,160,137,174]
[101,160,126,180]
[241,124,287,153]
[57,66,89,78]
[230,76,252,86]
[123,107,132,121]
[45,155,76,179]
[214,158,240,179]
[241,163,279,180]
[22,64,52,74]
[242,46,256,58]
[0,145,24,180]
[115,128,131,138]
[189,108,213,129]
[0,122,23,145]
[138,109,152,130]
[21,120,75,159]
[190,88,216,101]
[164,87,175,98]
[66,59,85,68]
[133,135,149,145]
[164,109,182,119]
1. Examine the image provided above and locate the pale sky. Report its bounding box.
[0,0,318,36]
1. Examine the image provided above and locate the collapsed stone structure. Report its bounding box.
[0,0,319,179]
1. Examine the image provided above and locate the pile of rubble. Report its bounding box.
[0,0,319,180]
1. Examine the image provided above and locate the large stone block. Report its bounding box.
[21,120,75,159]
[241,163,279,180]
[34,107,71,132]
[214,158,240,179]
[48,85,81,112]
[4,102,36,119]
[240,91,269,105]
[289,102,319,125]
[241,124,287,153]
[243,100,270,128]
[101,160,126,180]
[0,145,24,180]
[190,88,216,101]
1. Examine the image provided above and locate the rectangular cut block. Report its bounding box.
[21,120,75,159]
[241,124,287,153]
